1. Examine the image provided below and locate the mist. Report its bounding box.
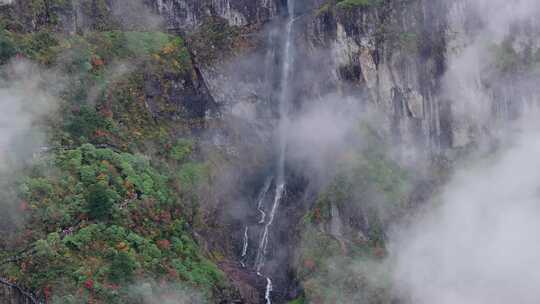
[0,60,62,173]
[391,121,540,304]
[0,59,63,250]
[127,281,207,304]
[390,0,540,303]
[111,0,164,30]
[286,94,364,183]
[444,0,540,144]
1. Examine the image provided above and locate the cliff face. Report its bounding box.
[298,0,540,154]
[300,0,450,156]
[154,0,280,31]
[194,0,540,156]
[190,0,460,161]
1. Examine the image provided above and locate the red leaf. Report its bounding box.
[84,279,94,290]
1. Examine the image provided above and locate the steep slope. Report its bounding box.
[0,2,243,303]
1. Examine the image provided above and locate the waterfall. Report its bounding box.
[257,177,273,224]
[240,226,249,267]
[253,1,296,303]
[241,226,249,258]
[237,1,296,302]
[265,277,273,304]
[276,0,296,187]
[254,183,285,273]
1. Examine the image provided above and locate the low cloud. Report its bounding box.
[0,59,62,173]
[111,0,164,31]
[390,120,540,304]
[128,281,207,304]
[0,59,63,244]
[286,95,366,183]
[390,1,540,301]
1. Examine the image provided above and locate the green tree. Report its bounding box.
[109,251,137,283]
[85,182,117,220]
[0,30,16,64]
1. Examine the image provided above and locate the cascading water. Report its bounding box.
[240,176,271,265]
[241,226,249,257]
[265,277,273,304]
[254,183,285,274]
[236,1,296,302]
[253,1,296,303]
[257,177,273,224]
[240,226,249,267]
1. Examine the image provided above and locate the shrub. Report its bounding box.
[85,182,117,220]
[170,139,193,162]
[337,0,383,9]
[0,30,16,64]
[65,106,111,141]
[108,251,137,283]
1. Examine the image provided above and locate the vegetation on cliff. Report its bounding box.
[4,144,226,303]
[0,4,233,303]
[337,0,383,9]
[295,127,411,303]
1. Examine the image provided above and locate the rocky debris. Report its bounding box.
[219,261,266,304]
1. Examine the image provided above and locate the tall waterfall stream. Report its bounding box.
[239,1,296,303]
